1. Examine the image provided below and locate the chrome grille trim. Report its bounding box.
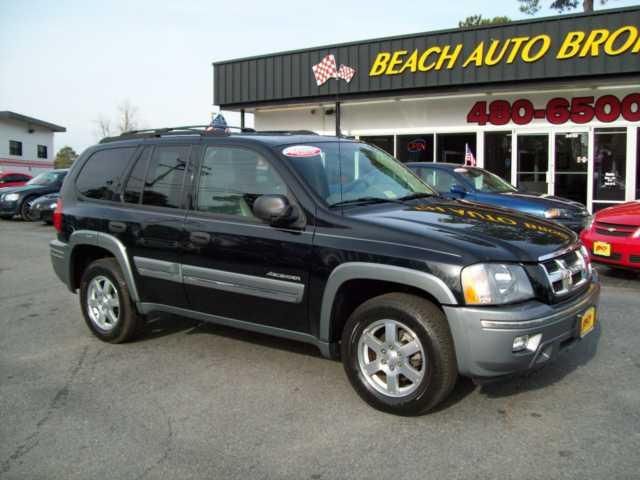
[540,247,589,297]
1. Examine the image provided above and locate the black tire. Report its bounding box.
[341,293,458,416]
[79,258,143,343]
[20,197,36,221]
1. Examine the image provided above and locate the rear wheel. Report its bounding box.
[79,258,143,343]
[341,293,457,416]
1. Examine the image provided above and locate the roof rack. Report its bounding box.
[99,125,318,143]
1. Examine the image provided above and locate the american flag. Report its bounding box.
[312,54,338,86]
[337,64,356,83]
[464,143,476,166]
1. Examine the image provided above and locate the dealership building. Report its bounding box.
[213,7,639,212]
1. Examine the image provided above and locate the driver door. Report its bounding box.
[181,143,314,333]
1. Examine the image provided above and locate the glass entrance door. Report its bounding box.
[554,132,588,206]
[516,134,549,194]
[592,128,628,212]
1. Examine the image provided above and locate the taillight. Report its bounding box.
[53,199,63,232]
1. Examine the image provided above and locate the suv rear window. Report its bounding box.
[76,147,136,201]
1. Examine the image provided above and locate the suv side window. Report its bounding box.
[76,147,136,200]
[195,146,287,219]
[141,145,190,209]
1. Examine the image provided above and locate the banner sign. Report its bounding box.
[369,26,640,77]
[213,8,640,108]
[466,93,640,125]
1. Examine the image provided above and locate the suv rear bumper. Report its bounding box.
[444,278,600,379]
[50,239,70,288]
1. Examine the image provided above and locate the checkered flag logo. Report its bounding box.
[312,54,356,86]
[312,54,338,86]
[337,64,356,83]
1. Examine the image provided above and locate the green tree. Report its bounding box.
[518,0,608,15]
[458,15,512,28]
[54,146,78,169]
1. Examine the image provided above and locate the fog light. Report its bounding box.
[512,333,543,353]
[513,335,528,352]
[526,333,542,352]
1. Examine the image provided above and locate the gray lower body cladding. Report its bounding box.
[444,280,601,379]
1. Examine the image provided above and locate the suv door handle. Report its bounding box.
[108,221,127,233]
[189,231,211,245]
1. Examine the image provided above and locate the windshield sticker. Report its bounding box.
[384,191,397,198]
[282,145,322,158]
[454,168,468,173]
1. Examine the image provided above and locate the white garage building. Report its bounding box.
[0,111,66,175]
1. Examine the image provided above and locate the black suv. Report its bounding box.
[50,126,600,415]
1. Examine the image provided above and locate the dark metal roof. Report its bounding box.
[213,6,640,108]
[0,111,66,132]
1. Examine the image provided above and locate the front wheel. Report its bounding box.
[20,197,36,221]
[341,293,458,416]
[79,258,143,343]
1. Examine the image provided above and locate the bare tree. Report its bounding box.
[94,114,112,139]
[117,100,139,133]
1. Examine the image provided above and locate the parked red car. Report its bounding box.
[0,172,32,189]
[580,201,640,270]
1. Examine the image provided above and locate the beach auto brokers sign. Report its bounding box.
[369,25,639,77]
[212,9,640,107]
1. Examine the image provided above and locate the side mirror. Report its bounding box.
[450,184,467,197]
[253,194,300,226]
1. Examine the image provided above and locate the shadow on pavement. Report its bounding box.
[139,312,324,358]
[479,322,602,399]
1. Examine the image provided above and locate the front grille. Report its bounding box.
[630,255,640,264]
[594,222,638,238]
[540,248,590,298]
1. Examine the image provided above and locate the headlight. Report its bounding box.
[544,208,570,219]
[633,228,640,239]
[585,215,595,231]
[4,193,19,202]
[461,263,535,305]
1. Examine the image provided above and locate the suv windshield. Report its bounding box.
[281,142,434,206]
[27,171,63,186]
[455,167,516,193]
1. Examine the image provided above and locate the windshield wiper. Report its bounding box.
[397,192,438,202]
[330,196,404,208]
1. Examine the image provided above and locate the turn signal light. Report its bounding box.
[53,199,63,233]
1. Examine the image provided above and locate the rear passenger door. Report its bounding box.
[118,142,193,309]
[181,143,313,333]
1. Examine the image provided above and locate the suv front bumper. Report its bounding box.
[444,278,600,379]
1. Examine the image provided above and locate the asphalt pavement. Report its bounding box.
[1,221,639,480]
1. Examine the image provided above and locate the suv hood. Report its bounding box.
[351,199,577,263]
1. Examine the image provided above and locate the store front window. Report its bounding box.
[436,133,476,164]
[396,134,434,163]
[517,134,548,194]
[555,132,588,206]
[593,128,627,211]
[360,135,394,156]
[484,131,512,182]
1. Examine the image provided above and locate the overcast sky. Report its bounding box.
[1,0,638,153]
